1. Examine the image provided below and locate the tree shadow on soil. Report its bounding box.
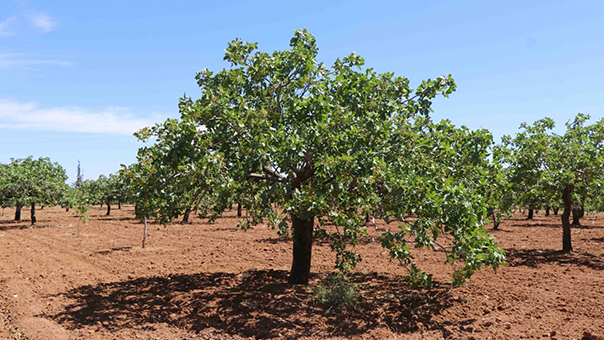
[506,248,604,270]
[49,270,457,339]
[0,223,57,231]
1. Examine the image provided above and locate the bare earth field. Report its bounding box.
[0,206,603,339]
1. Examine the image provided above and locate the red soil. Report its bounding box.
[0,206,603,339]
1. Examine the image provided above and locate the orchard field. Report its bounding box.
[0,205,603,339]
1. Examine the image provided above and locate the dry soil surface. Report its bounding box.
[0,206,603,339]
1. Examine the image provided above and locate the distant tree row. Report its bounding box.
[0,157,131,225]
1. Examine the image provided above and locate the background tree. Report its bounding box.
[124,117,232,225]
[142,30,505,285]
[499,114,604,252]
[0,157,69,224]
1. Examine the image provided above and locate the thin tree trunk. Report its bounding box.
[545,206,550,216]
[289,214,314,285]
[142,216,148,248]
[118,201,122,210]
[30,202,36,225]
[527,208,534,220]
[553,207,559,215]
[106,201,111,216]
[237,203,242,218]
[561,187,573,252]
[492,210,500,230]
[14,204,22,221]
[182,206,192,223]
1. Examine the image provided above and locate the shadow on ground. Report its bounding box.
[506,248,604,270]
[50,270,456,339]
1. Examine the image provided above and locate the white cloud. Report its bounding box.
[30,12,57,33]
[0,99,159,136]
[0,53,70,69]
[0,17,16,36]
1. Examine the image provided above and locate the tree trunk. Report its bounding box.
[571,203,582,226]
[106,201,111,216]
[30,202,36,225]
[545,206,550,216]
[182,206,192,223]
[14,204,22,221]
[142,216,148,248]
[561,187,573,252]
[553,207,559,215]
[237,203,242,218]
[118,201,122,210]
[492,210,500,230]
[289,214,314,285]
[527,208,534,220]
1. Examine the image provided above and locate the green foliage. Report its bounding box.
[74,204,90,224]
[312,272,359,307]
[134,29,505,284]
[404,263,433,288]
[0,156,69,212]
[499,114,604,250]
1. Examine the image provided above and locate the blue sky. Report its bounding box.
[1,0,603,181]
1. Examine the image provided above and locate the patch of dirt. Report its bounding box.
[0,206,603,339]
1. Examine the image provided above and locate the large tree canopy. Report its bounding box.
[139,30,504,285]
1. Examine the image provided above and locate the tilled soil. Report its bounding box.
[0,206,603,339]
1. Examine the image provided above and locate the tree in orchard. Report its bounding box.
[123,117,232,225]
[94,173,125,216]
[145,30,504,285]
[499,114,604,252]
[0,157,68,224]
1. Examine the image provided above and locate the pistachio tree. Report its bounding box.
[142,30,504,285]
[0,157,68,224]
[499,114,604,252]
[123,117,232,225]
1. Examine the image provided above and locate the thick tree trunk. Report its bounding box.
[182,206,192,223]
[289,214,314,285]
[14,204,22,221]
[545,206,550,216]
[526,208,534,220]
[237,203,242,218]
[571,204,582,226]
[106,202,111,216]
[561,187,573,252]
[30,203,36,225]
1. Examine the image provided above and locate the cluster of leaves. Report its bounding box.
[122,118,232,225]
[132,30,505,285]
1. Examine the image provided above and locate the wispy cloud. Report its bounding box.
[0,17,16,36]
[0,100,159,135]
[30,12,57,33]
[0,53,70,69]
